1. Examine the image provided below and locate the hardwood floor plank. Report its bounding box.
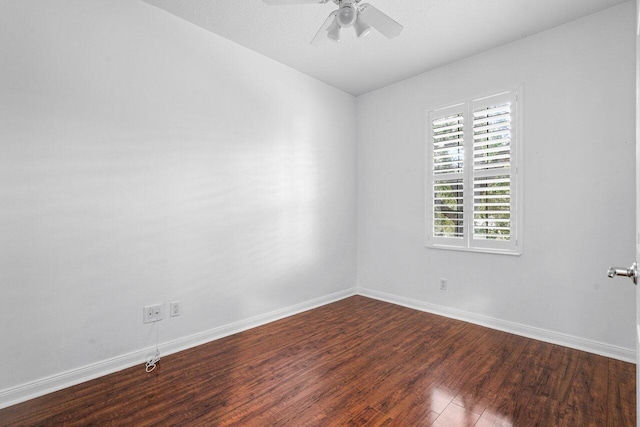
[451,332,529,415]
[608,359,636,427]
[0,296,634,426]
[347,406,393,426]
[533,343,579,402]
[431,402,480,427]
[473,338,554,423]
[475,408,517,427]
[511,394,563,427]
[189,301,422,425]
[558,351,609,427]
[361,318,478,419]
[175,300,413,423]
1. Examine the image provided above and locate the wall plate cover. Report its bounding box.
[170,301,181,317]
[143,304,164,323]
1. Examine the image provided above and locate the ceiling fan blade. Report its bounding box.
[264,0,328,4]
[311,11,338,45]
[358,3,403,39]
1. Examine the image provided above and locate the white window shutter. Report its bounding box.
[470,91,519,252]
[426,89,522,255]
[427,104,467,247]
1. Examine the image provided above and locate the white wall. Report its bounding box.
[357,2,636,358]
[0,0,357,404]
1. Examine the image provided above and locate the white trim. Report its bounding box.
[0,288,357,410]
[357,287,635,364]
[427,243,522,256]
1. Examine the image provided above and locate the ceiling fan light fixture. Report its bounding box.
[336,2,357,27]
[263,0,403,44]
[326,16,341,41]
[354,15,371,38]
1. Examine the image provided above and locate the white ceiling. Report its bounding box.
[142,0,629,96]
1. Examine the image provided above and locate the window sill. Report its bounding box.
[426,243,522,256]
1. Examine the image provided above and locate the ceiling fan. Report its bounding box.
[263,0,404,44]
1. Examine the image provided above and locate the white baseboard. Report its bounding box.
[2,286,633,410]
[357,287,636,364]
[0,287,357,410]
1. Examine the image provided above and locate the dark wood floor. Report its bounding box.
[1,296,635,426]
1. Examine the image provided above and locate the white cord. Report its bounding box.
[146,351,161,373]
[145,321,161,373]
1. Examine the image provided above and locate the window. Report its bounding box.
[426,89,522,255]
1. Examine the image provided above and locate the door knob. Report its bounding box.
[607,262,638,285]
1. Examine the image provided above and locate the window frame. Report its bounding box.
[425,88,523,256]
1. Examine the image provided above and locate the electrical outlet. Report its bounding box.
[170,301,181,317]
[143,304,164,323]
[439,278,448,291]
